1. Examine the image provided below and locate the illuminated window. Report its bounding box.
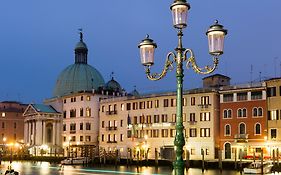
[121,104,125,111]
[162,114,168,123]
[155,100,159,108]
[85,136,91,142]
[182,98,187,106]
[190,148,196,155]
[161,129,169,137]
[86,107,91,117]
[86,96,91,101]
[170,129,175,137]
[1,113,5,117]
[190,128,197,137]
[201,96,210,105]
[205,148,210,155]
[191,97,195,106]
[172,114,176,122]
[200,112,210,121]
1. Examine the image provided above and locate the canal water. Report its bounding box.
[0,161,277,175]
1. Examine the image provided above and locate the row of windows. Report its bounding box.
[1,122,17,129]
[223,91,263,102]
[1,134,17,141]
[101,96,211,112]
[125,128,211,139]
[63,107,91,118]
[63,95,91,103]
[63,135,91,142]
[268,110,281,120]
[267,86,281,97]
[126,112,211,125]
[101,134,124,142]
[63,123,92,131]
[223,107,263,118]
[224,123,261,136]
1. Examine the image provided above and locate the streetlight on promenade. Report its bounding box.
[138,1,227,174]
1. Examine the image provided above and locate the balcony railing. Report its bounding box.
[198,104,211,109]
[106,126,117,131]
[234,134,248,142]
[70,130,76,134]
[106,111,118,115]
[107,140,117,143]
[187,121,197,125]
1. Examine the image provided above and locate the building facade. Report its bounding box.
[44,32,124,158]
[0,101,27,154]
[219,83,267,159]
[266,78,281,157]
[99,88,220,161]
[23,104,62,156]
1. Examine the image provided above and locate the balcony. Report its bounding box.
[106,110,117,115]
[106,126,117,131]
[70,130,76,134]
[198,104,211,109]
[107,140,117,144]
[187,121,197,125]
[234,134,248,143]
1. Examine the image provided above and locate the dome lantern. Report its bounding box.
[75,30,88,64]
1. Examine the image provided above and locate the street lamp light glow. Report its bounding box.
[170,0,190,29]
[138,35,157,66]
[138,1,227,174]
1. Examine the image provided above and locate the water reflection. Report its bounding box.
[0,161,279,175]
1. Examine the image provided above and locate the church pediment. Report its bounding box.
[23,104,39,116]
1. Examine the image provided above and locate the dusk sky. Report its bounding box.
[0,0,280,104]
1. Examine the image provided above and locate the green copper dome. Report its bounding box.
[53,32,105,97]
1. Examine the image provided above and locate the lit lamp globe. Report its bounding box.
[138,35,157,66]
[206,20,228,56]
[170,0,190,29]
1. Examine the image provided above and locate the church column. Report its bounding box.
[24,121,28,144]
[56,119,61,146]
[52,120,56,145]
[36,119,42,146]
[33,120,36,145]
[42,121,46,145]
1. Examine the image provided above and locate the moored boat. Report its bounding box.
[61,157,89,165]
[243,161,273,174]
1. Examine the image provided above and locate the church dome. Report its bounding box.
[53,32,105,97]
[104,77,122,93]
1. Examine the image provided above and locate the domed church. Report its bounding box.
[25,32,124,157]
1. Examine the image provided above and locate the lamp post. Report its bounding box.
[138,1,227,174]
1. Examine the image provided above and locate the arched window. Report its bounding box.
[223,110,228,118]
[227,110,232,118]
[239,123,246,134]
[225,124,231,136]
[237,109,242,117]
[255,123,261,135]
[242,108,247,117]
[258,108,263,116]
[253,107,258,117]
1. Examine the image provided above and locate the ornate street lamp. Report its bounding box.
[138,1,227,174]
